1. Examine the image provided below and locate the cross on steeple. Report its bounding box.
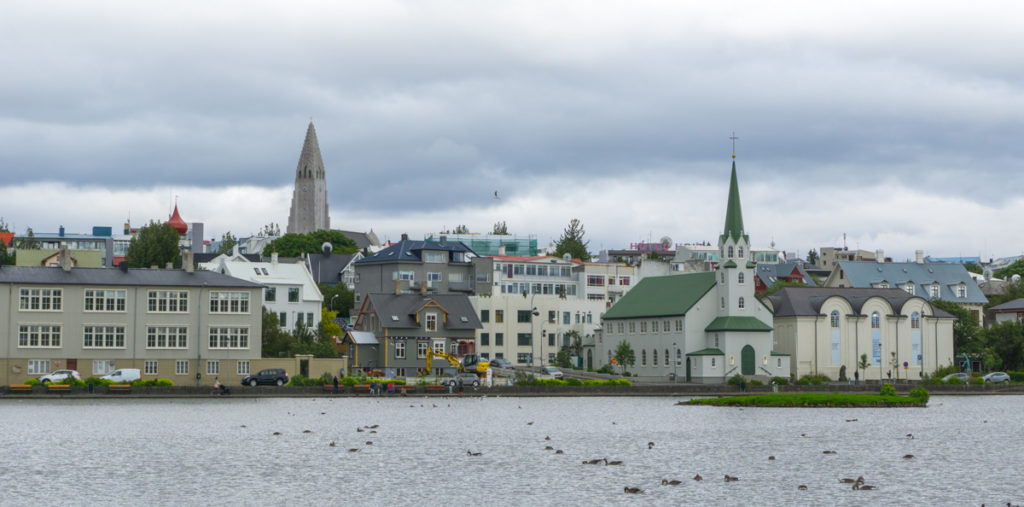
[729,132,739,159]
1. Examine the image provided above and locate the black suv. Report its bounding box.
[242,368,289,386]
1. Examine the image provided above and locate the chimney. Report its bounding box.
[915,250,924,264]
[498,244,506,256]
[439,235,447,247]
[271,252,279,266]
[59,225,65,237]
[876,249,884,263]
[119,262,129,273]
[401,233,409,242]
[420,278,428,295]
[58,245,72,272]
[394,278,401,295]
[182,251,194,273]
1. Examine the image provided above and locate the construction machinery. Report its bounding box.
[425,349,490,374]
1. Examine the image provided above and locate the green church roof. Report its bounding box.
[704,316,773,332]
[686,348,725,356]
[720,161,749,244]
[602,272,716,320]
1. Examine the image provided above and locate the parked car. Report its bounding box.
[983,372,1010,383]
[941,373,970,383]
[448,373,480,387]
[101,368,141,383]
[540,366,564,379]
[490,358,514,370]
[39,369,82,384]
[241,368,289,386]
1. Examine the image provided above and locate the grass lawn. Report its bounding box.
[682,392,927,407]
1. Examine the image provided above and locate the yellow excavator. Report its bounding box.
[426,349,489,374]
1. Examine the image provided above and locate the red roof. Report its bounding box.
[168,205,188,234]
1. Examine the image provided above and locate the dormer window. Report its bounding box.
[423,251,446,263]
[737,246,744,258]
[728,246,734,258]
[425,313,438,332]
[957,285,967,298]
[904,284,915,295]
[929,284,940,298]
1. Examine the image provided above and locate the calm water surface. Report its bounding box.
[0,395,1020,506]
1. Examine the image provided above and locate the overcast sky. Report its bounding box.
[3,2,1023,262]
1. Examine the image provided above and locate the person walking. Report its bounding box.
[333,375,339,394]
[854,370,859,385]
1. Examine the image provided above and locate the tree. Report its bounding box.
[806,249,819,265]
[265,230,358,257]
[963,262,983,275]
[125,221,180,268]
[565,330,583,357]
[261,307,338,358]
[452,224,469,234]
[553,218,591,262]
[930,299,980,354]
[261,308,291,358]
[16,227,40,250]
[319,283,355,318]
[979,321,1024,372]
[995,258,1024,281]
[216,231,237,255]
[492,221,508,235]
[260,222,281,237]
[858,353,870,380]
[758,280,807,300]
[613,340,636,374]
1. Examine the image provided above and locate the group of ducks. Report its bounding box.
[840,476,877,490]
[327,424,381,452]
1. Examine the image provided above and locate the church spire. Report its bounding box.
[296,121,324,180]
[720,160,747,244]
[287,121,330,234]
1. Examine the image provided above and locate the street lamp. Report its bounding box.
[672,342,677,383]
[541,329,547,367]
[330,294,339,313]
[531,307,540,372]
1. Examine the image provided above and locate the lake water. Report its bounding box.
[0,395,1020,506]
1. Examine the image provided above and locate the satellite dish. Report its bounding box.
[322,242,333,256]
[660,236,673,250]
[1012,274,1021,284]
[983,269,992,282]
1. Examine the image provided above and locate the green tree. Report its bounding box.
[858,353,870,380]
[16,227,40,249]
[319,283,355,318]
[553,218,591,262]
[979,321,1024,371]
[216,231,237,255]
[565,330,583,357]
[265,230,358,257]
[261,222,281,236]
[554,347,572,368]
[452,224,469,234]
[930,299,980,354]
[758,279,807,300]
[613,340,636,374]
[995,258,1024,281]
[963,262,983,275]
[261,308,291,358]
[317,307,344,340]
[492,221,508,235]
[806,249,819,265]
[125,222,180,268]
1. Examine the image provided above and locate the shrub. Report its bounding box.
[60,378,86,387]
[909,387,929,403]
[90,377,115,385]
[341,377,359,386]
[318,372,334,384]
[595,364,615,375]
[610,379,632,386]
[535,378,567,386]
[968,376,984,385]
[154,379,174,387]
[1008,371,1024,382]
[24,378,40,386]
[879,383,896,396]
[564,377,582,386]
[727,374,746,386]
[623,372,631,377]
[797,374,831,385]
[945,377,965,385]
[748,380,764,386]
[771,376,789,386]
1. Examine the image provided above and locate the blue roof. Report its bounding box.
[835,261,987,304]
[355,240,477,265]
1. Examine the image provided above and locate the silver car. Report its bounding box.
[983,372,1010,383]
[39,369,82,384]
[448,373,480,387]
[540,366,564,379]
[941,373,970,383]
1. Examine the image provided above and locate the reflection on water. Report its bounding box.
[0,395,1021,506]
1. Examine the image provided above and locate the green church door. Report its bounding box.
[741,345,755,375]
[586,350,593,370]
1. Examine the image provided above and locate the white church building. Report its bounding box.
[597,160,790,383]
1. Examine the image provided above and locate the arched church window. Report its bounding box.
[738,297,745,309]
[738,246,744,258]
[641,349,647,367]
[871,312,880,328]
[653,349,658,366]
[721,272,725,283]
[830,310,840,328]
[738,273,744,284]
[728,246,734,258]
[911,312,920,329]
[721,297,725,309]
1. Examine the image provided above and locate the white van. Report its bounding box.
[102,368,141,383]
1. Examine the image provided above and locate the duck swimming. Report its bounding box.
[661,479,682,486]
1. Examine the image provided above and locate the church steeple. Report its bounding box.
[287,121,330,234]
[720,161,747,244]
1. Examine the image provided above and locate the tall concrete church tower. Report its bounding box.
[287,122,330,234]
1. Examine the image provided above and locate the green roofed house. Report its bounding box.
[598,159,789,383]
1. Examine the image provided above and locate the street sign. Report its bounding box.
[611,358,617,364]
[903,361,908,370]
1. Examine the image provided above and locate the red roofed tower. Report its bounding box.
[168,204,188,234]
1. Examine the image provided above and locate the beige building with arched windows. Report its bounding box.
[766,287,955,381]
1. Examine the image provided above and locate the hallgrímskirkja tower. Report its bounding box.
[287,122,330,234]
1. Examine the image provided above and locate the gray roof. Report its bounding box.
[755,261,816,287]
[356,239,478,265]
[363,293,482,330]
[767,287,954,318]
[0,265,262,288]
[306,252,358,284]
[990,298,1024,312]
[835,261,987,304]
[337,230,377,250]
[193,252,261,264]
[348,330,379,345]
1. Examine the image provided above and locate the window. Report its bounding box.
[307,312,314,325]
[425,313,438,332]
[830,310,840,328]
[518,310,532,323]
[495,333,504,346]
[18,324,62,348]
[148,290,188,313]
[640,321,648,333]
[617,322,624,334]
[28,360,50,374]
[548,310,556,323]
[911,312,920,329]
[417,342,428,359]
[721,297,725,309]
[957,285,967,298]
[288,288,300,302]
[451,272,464,283]
[663,320,670,333]
[721,272,725,283]
[207,360,220,375]
[619,276,630,286]
[738,246,744,258]
[548,333,555,347]
[641,349,647,366]
[297,313,304,326]
[395,341,406,359]
[904,284,915,295]
[628,322,635,334]
[144,360,158,375]
[209,292,250,313]
[427,272,441,282]
[676,319,683,331]
[587,294,605,301]
[652,321,659,333]
[777,358,782,368]
[264,287,276,302]
[19,288,63,311]
[517,333,531,346]
[146,326,188,349]
[480,310,489,323]
[209,327,250,349]
[728,246,734,258]
[665,349,670,366]
[495,310,504,323]
[653,349,658,366]
[738,297,745,309]
[871,312,880,328]
[279,312,287,327]
[84,289,126,312]
[929,285,939,298]
[517,353,531,364]
[175,360,189,375]
[423,251,446,263]
[83,326,125,348]
[93,360,116,375]
[480,333,489,346]
[586,275,605,286]
[237,360,250,375]
[432,341,445,354]
[738,273,744,284]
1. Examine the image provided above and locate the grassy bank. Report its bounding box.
[683,392,927,407]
